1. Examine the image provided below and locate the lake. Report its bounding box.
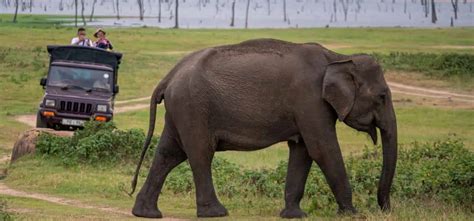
[1,0,473,28]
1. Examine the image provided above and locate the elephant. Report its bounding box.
[129,38,398,219]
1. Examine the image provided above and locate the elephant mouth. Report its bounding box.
[368,123,378,145]
[344,115,378,145]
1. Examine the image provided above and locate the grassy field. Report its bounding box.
[0,15,473,220]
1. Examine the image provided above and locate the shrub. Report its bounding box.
[36,121,157,166]
[164,139,473,211]
[36,123,473,210]
[0,199,13,221]
[372,52,474,79]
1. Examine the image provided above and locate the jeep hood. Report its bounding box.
[45,87,113,102]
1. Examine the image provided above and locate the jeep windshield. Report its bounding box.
[48,65,113,92]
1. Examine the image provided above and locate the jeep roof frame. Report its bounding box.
[47,45,122,85]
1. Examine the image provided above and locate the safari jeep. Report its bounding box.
[37,45,122,130]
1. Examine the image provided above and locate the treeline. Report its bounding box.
[3,0,472,27]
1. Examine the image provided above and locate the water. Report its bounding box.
[1,0,473,28]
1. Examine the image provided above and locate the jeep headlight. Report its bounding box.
[97,104,107,112]
[45,99,55,107]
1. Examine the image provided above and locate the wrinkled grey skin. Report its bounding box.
[130,39,398,219]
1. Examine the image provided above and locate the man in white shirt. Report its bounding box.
[71,27,93,47]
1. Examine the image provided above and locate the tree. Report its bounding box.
[174,0,179,29]
[74,0,78,27]
[404,0,407,14]
[158,0,162,23]
[59,0,64,11]
[137,0,144,21]
[116,0,120,20]
[283,0,287,22]
[80,0,86,26]
[245,0,250,28]
[431,0,437,23]
[90,0,97,22]
[230,0,236,27]
[451,0,459,20]
[421,0,429,18]
[340,0,349,21]
[13,0,19,23]
[266,0,271,15]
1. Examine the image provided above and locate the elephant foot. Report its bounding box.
[280,207,307,219]
[197,202,229,218]
[337,206,357,216]
[132,199,163,218]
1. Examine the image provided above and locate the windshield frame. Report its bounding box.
[47,63,114,93]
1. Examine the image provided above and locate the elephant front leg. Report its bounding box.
[132,133,187,218]
[297,117,357,214]
[306,131,357,214]
[280,140,312,219]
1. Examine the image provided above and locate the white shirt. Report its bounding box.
[71,37,94,47]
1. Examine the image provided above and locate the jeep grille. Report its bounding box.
[59,101,93,114]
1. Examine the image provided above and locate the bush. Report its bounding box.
[36,123,473,210]
[165,139,473,211]
[36,121,157,166]
[0,199,13,221]
[372,52,474,79]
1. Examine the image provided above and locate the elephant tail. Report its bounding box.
[129,83,166,196]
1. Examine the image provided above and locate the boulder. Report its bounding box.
[10,129,73,163]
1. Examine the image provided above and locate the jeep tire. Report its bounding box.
[36,111,48,128]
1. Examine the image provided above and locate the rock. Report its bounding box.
[10,129,73,163]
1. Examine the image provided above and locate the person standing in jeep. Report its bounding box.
[71,27,94,47]
[93,28,114,51]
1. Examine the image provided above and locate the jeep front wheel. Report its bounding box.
[36,112,48,128]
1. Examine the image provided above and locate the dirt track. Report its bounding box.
[13,77,474,129]
[14,99,154,128]
[0,183,184,220]
[0,183,132,217]
[388,82,474,104]
[0,154,182,219]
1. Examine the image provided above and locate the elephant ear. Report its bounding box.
[322,60,357,121]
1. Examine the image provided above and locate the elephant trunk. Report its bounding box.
[377,101,398,211]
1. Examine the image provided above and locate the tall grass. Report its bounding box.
[373,52,474,79]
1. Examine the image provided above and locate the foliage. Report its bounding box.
[36,122,473,210]
[373,52,474,79]
[165,139,473,212]
[35,121,157,166]
[0,199,13,221]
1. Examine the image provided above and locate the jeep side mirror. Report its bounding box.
[114,85,120,94]
[40,77,47,87]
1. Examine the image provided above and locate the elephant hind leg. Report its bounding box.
[178,129,228,217]
[280,140,312,219]
[132,124,187,218]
